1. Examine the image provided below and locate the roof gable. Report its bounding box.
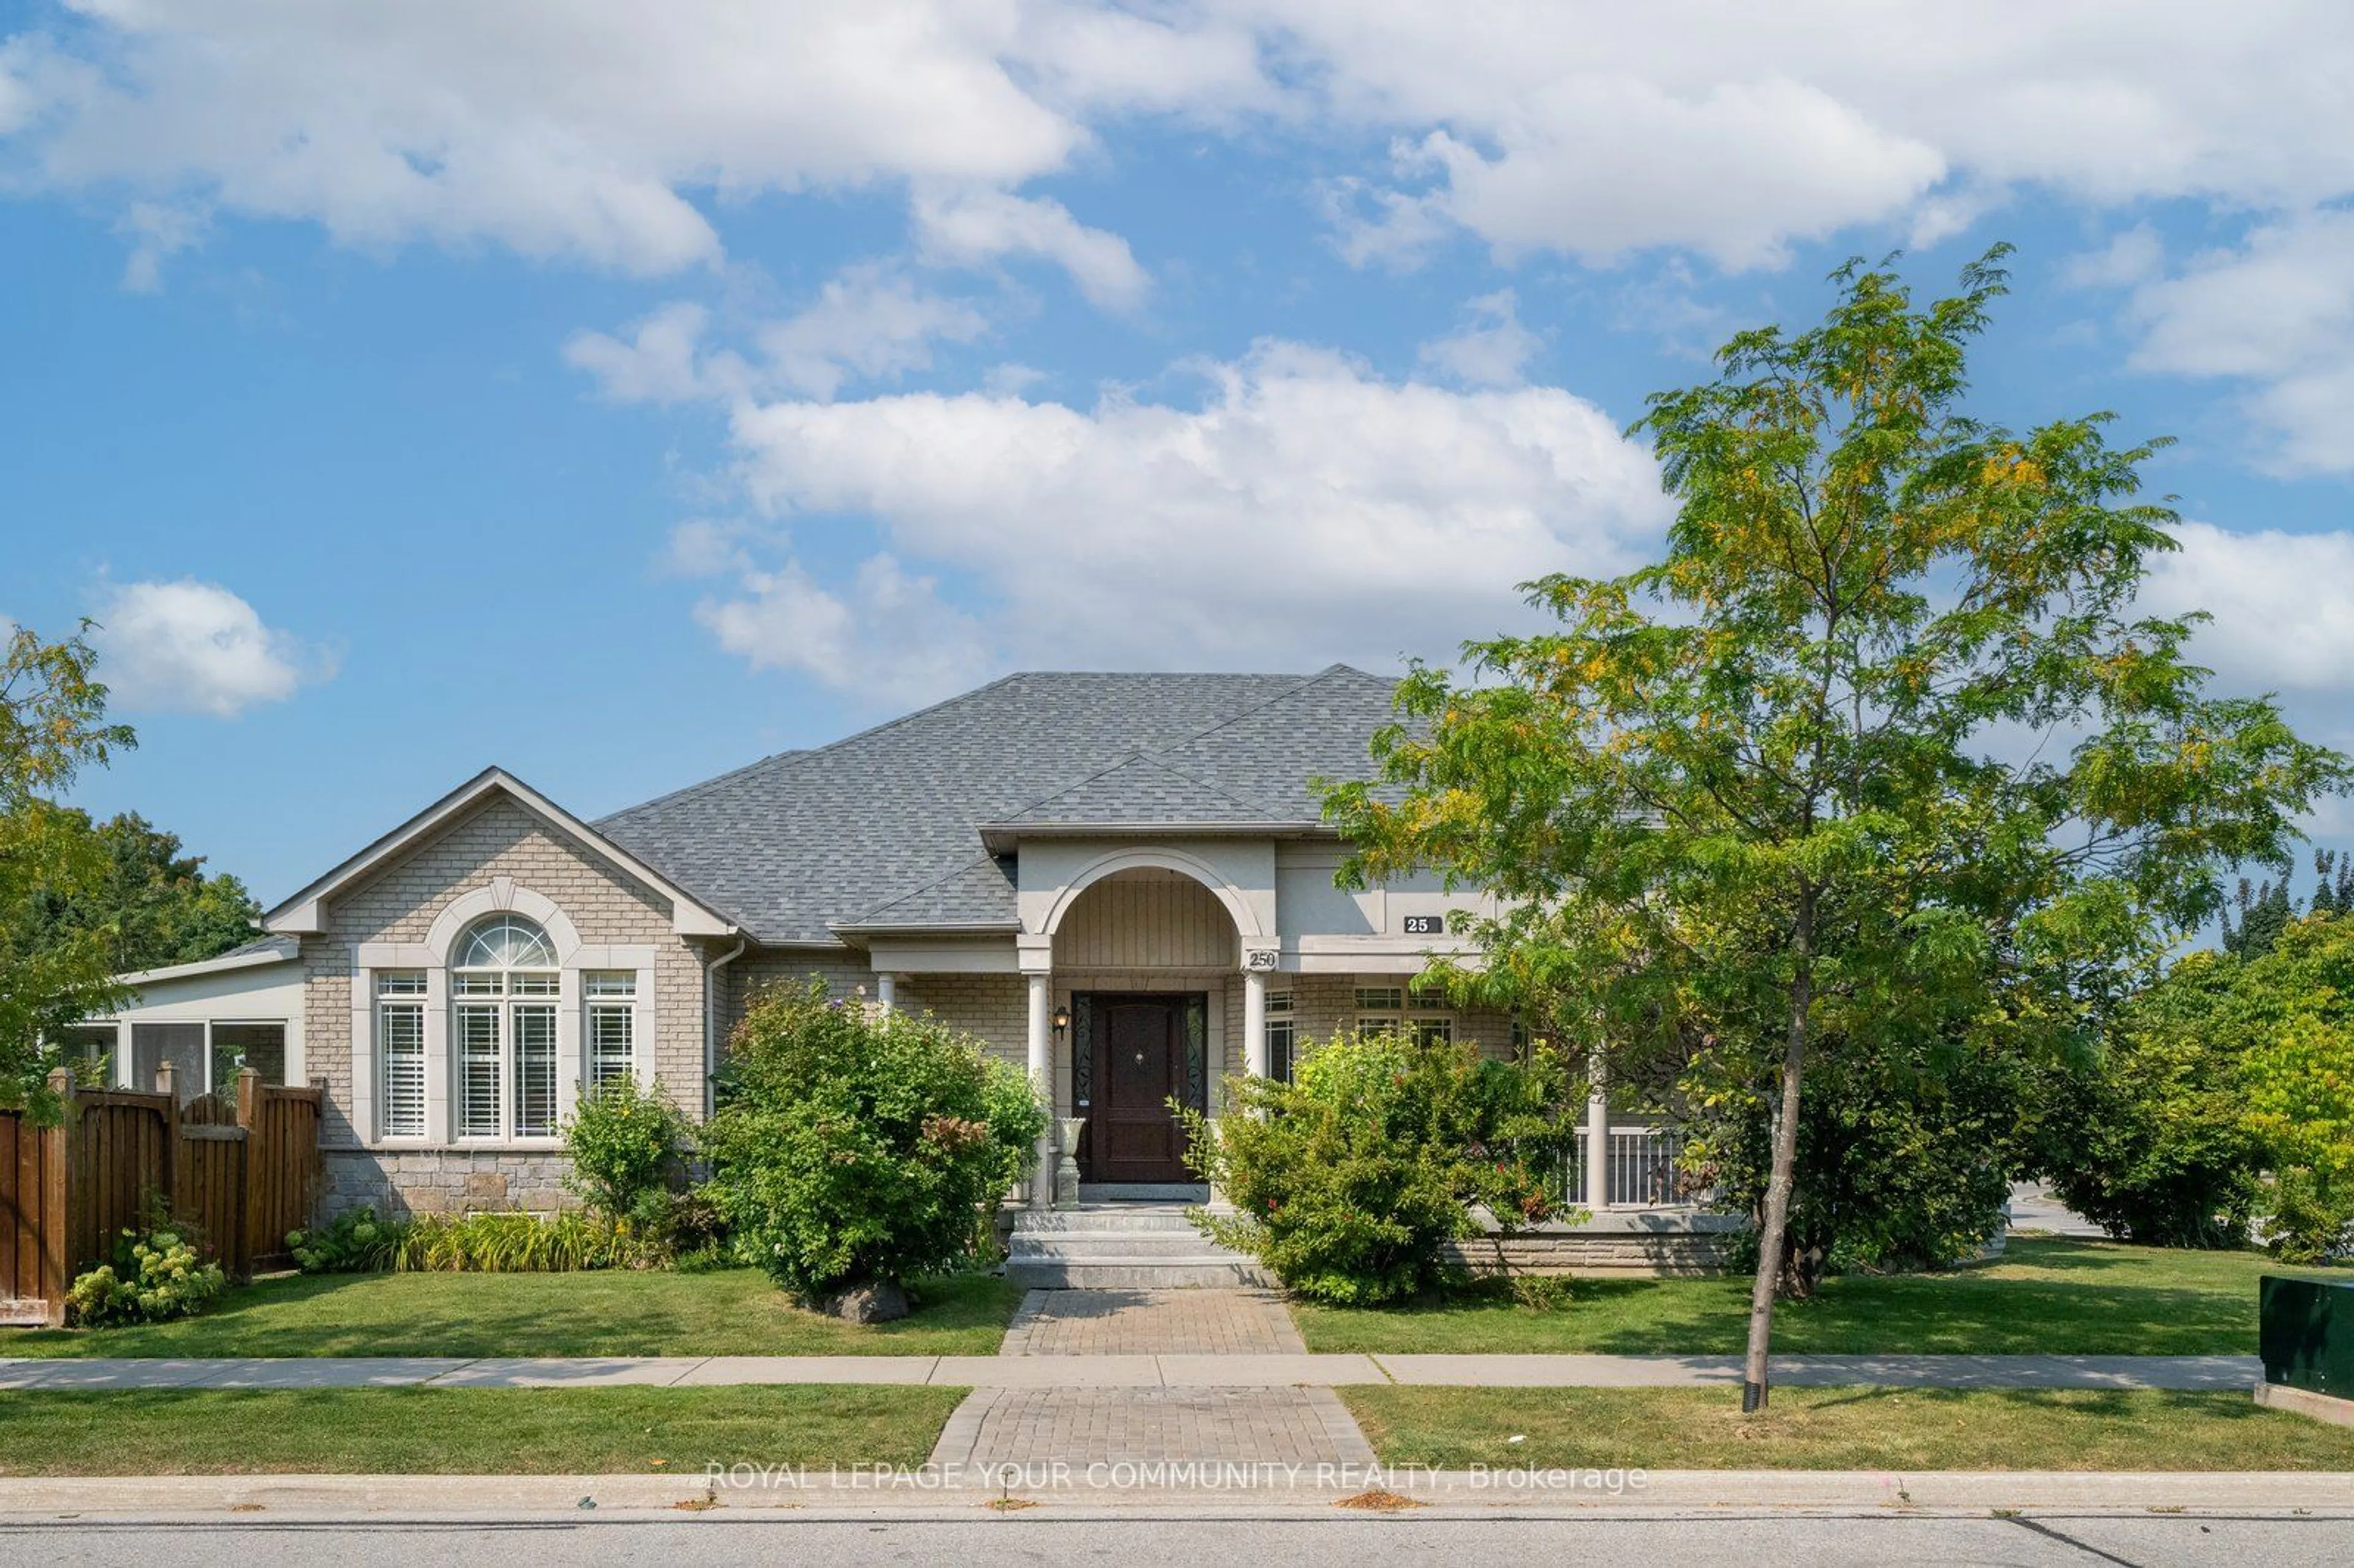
[265,768,736,938]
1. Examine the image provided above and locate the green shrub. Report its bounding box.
[563,1076,695,1222]
[698,981,1046,1301]
[66,1215,227,1326]
[1182,1032,1579,1306]
[288,1205,408,1273]
[2265,1166,2354,1265]
[393,1211,622,1273]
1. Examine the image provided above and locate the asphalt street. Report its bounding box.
[5,1515,2351,1567]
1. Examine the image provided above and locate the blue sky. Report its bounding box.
[4,2,2352,906]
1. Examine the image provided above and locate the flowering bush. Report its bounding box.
[1183,1032,1578,1305]
[66,1218,227,1326]
[288,1205,408,1273]
[699,981,1046,1304]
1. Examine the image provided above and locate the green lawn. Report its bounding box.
[0,1268,1022,1359]
[1344,1385,2354,1472]
[1294,1238,2350,1356]
[0,1385,966,1476]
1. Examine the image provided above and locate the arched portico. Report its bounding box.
[1037,846,1267,945]
[1022,858,1276,1195]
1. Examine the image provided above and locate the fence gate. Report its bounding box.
[0,1065,322,1326]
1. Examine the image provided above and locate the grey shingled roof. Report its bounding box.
[595,666,1399,945]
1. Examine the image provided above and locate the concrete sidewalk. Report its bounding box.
[0,1351,2261,1391]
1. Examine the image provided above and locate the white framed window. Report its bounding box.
[584,971,638,1092]
[1354,983,1453,1043]
[451,915,560,1141]
[377,972,427,1139]
[1265,991,1296,1083]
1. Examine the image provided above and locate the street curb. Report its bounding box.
[3,1470,2352,1521]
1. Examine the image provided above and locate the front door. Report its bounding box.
[1075,992,1205,1184]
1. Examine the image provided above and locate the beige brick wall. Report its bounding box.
[900,973,1027,1070]
[303,794,709,1154]
[722,949,878,1035]
[1276,973,1516,1063]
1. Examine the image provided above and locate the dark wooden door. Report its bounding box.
[1077,993,1204,1184]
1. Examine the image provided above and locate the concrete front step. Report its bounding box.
[1004,1255,1274,1289]
[1011,1208,1204,1235]
[1010,1233,1231,1259]
[1004,1201,1268,1287]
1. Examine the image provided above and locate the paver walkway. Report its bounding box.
[928,1288,1375,1470]
[0,1350,2261,1391]
[1000,1287,1305,1355]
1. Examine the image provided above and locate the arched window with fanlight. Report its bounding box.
[451,913,560,1140]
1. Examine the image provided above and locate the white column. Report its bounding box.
[1026,970,1054,1208]
[875,973,897,1013]
[1243,968,1268,1078]
[1585,1053,1612,1212]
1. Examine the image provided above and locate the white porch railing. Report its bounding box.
[1560,1125,1696,1209]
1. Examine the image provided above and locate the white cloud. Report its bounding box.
[2122,211,2354,473]
[1254,1,2354,267]
[695,340,1666,696]
[22,4,2354,287]
[89,579,332,718]
[2065,224,2166,290]
[757,265,990,399]
[567,265,989,406]
[695,553,988,706]
[114,201,207,293]
[1417,289,1540,387]
[911,189,1149,310]
[2141,521,2354,696]
[0,1,1238,280]
[565,302,744,405]
[1363,79,1945,271]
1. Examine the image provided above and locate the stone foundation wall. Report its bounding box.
[1443,1210,1745,1277]
[1445,1228,1734,1277]
[323,1149,576,1219]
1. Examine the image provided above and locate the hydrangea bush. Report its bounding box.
[66,1219,227,1326]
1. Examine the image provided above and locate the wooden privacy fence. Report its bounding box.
[1,1065,322,1326]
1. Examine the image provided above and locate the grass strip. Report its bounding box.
[1,1268,1019,1360]
[0,1385,967,1477]
[1293,1238,2348,1357]
[1341,1385,2354,1472]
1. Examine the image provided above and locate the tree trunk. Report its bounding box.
[1742,891,1813,1412]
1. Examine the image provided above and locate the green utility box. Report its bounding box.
[2260,1274,2354,1399]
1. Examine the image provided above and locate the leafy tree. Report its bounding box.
[2027,950,2269,1247]
[1325,249,2347,1407]
[2220,851,2350,956]
[15,810,259,973]
[1,623,137,1113]
[1687,1017,2027,1292]
[2213,913,2354,1259]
